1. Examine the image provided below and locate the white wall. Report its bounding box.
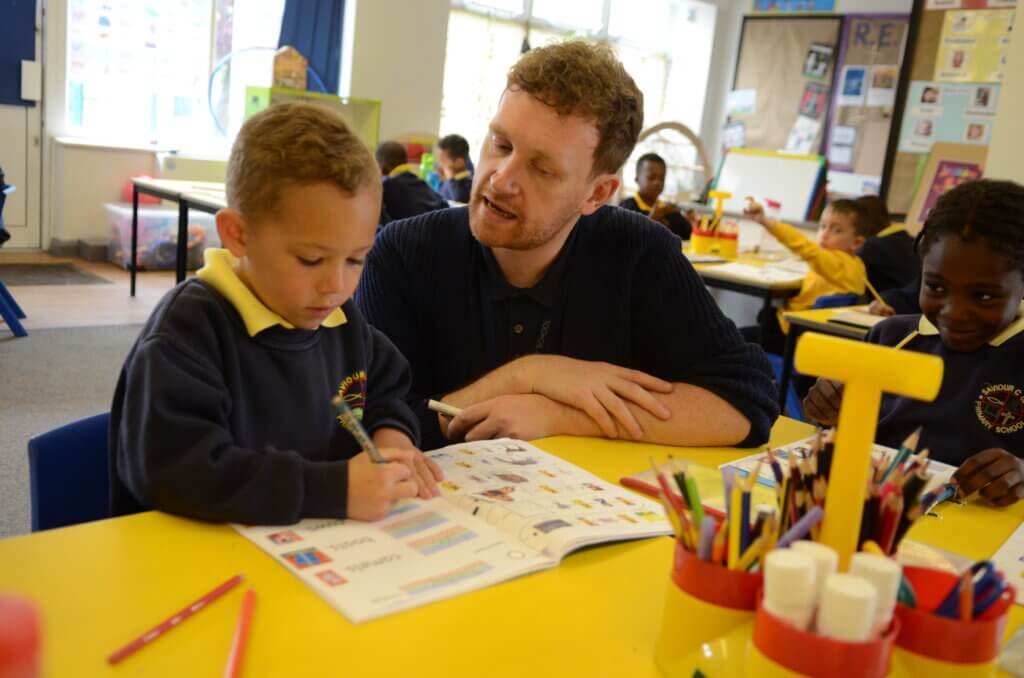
[344,0,450,141]
[985,17,1024,183]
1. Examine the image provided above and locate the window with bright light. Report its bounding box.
[440,0,717,201]
[65,0,285,150]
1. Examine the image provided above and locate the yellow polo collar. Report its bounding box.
[876,224,906,238]
[633,192,664,214]
[916,301,1024,347]
[388,163,419,178]
[197,248,346,337]
[453,170,472,180]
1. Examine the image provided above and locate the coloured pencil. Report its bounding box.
[108,574,244,665]
[223,588,256,678]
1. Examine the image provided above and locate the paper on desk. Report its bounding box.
[707,262,806,284]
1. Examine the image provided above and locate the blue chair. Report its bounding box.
[0,183,27,338]
[766,352,804,421]
[812,293,861,309]
[27,413,111,531]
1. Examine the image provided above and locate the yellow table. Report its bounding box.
[1,417,1021,677]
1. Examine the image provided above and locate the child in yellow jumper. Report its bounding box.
[742,198,876,354]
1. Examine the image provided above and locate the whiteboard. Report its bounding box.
[714,150,824,222]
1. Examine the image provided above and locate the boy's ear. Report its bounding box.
[216,208,249,258]
[852,234,866,251]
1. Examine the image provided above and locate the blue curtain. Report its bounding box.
[0,0,37,106]
[278,0,345,94]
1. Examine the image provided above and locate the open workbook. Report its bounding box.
[234,439,670,623]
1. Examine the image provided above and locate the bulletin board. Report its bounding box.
[823,14,910,197]
[730,17,843,155]
[881,0,1015,217]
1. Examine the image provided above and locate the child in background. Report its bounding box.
[619,153,693,241]
[110,102,442,525]
[376,141,448,224]
[856,195,918,296]
[436,134,473,203]
[804,179,1024,506]
[742,198,875,354]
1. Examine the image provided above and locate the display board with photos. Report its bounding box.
[729,17,843,159]
[882,0,1015,217]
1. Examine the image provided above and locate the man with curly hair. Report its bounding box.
[358,41,778,449]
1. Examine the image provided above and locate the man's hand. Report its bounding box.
[521,355,673,439]
[446,393,593,441]
[802,378,843,427]
[953,448,1024,507]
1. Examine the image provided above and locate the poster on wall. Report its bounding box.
[917,160,984,223]
[752,0,836,11]
[825,14,908,184]
[897,81,1000,153]
[934,9,1015,83]
[905,142,988,233]
[799,82,830,119]
[803,43,834,79]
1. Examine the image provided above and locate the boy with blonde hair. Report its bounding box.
[110,102,441,525]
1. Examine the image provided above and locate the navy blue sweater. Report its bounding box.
[109,280,419,524]
[857,228,917,293]
[357,205,779,450]
[870,314,1024,466]
[381,172,448,224]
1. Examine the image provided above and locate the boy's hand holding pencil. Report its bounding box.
[953,448,1024,507]
[743,197,771,227]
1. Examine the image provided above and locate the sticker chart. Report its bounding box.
[234,439,670,623]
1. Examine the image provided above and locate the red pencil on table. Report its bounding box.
[223,588,256,678]
[107,574,244,665]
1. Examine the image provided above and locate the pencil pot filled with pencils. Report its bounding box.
[892,564,1015,677]
[690,223,719,255]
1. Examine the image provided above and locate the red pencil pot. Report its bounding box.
[893,566,1014,676]
[746,594,899,677]
[691,228,719,255]
[654,541,763,677]
[0,596,41,678]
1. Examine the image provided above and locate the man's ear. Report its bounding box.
[216,208,249,258]
[580,174,621,216]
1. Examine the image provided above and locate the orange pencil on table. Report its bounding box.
[960,571,974,622]
[224,588,256,678]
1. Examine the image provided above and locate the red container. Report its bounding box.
[752,595,899,678]
[673,543,763,609]
[0,596,40,678]
[894,565,1014,664]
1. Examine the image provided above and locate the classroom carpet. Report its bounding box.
[0,324,141,538]
[0,263,112,286]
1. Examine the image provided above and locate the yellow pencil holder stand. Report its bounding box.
[717,232,738,260]
[654,543,762,677]
[891,566,1014,678]
[690,228,718,255]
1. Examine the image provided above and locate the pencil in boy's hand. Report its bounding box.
[107,574,244,665]
[863,279,894,314]
[223,588,256,678]
[332,395,387,464]
[427,399,463,418]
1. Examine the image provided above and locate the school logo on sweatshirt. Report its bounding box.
[975,383,1024,434]
[337,370,368,421]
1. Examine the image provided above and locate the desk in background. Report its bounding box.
[778,306,874,411]
[2,418,1022,677]
[691,253,804,317]
[130,179,226,296]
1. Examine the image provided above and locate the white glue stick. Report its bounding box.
[850,552,901,635]
[816,573,878,643]
[763,549,816,630]
[791,540,838,607]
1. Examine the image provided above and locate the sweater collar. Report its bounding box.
[876,224,906,238]
[916,301,1024,347]
[197,248,346,337]
[388,163,419,178]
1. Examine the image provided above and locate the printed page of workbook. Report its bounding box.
[234,498,553,623]
[425,439,672,559]
[723,436,955,492]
